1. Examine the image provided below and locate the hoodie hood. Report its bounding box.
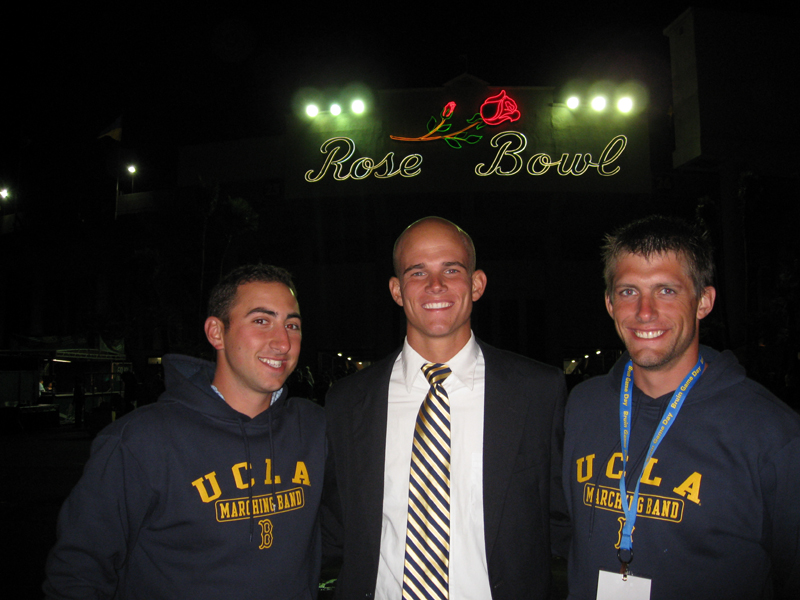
[160,353,288,424]
[606,344,747,405]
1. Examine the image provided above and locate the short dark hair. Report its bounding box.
[392,216,477,277]
[603,215,714,299]
[208,264,297,326]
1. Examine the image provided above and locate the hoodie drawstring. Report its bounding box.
[237,418,256,543]
[268,408,277,514]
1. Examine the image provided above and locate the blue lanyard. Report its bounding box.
[617,355,704,565]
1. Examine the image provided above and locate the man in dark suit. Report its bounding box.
[324,217,568,600]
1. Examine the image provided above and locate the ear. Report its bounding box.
[696,286,716,320]
[204,317,226,350]
[605,294,615,319]
[389,277,403,307]
[471,269,487,301]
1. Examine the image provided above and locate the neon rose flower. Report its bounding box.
[390,90,522,148]
[480,90,520,126]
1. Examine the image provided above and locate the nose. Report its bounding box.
[270,326,291,353]
[636,294,657,322]
[426,273,446,293]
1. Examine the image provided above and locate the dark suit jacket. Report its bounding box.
[323,339,569,600]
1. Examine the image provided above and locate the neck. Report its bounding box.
[407,330,470,364]
[631,349,702,399]
[211,378,274,418]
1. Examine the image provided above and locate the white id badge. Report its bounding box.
[596,569,651,600]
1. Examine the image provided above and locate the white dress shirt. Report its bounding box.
[375,333,491,599]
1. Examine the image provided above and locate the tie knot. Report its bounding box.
[422,362,451,386]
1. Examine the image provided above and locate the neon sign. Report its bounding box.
[475,132,627,177]
[304,133,628,182]
[304,138,422,182]
[390,90,522,149]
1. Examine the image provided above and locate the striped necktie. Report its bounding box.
[402,362,452,600]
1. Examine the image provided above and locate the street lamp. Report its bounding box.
[127,165,136,192]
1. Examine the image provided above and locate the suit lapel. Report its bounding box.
[348,350,399,566]
[480,341,531,557]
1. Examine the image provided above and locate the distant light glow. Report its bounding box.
[617,97,633,113]
[127,165,136,174]
[591,96,606,111]
[566,96,580,109]
[330,103,341,116]
[0,189,8,199]
[306,104,319,117]
[351,99,365,114]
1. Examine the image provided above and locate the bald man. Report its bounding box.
[324,217,568,600]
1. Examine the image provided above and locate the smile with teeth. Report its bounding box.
[259,358,283,368]
[422,302,453,309]
[633,330,665,339]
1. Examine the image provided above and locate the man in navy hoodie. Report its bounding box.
[44,264,326,600]
[563,216,800,599]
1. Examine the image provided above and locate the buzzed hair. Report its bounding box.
[392,216,477,277]
[208,264,297,327]
[602,215,714,300]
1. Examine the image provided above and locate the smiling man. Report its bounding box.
[563,216,800,599]
[324,217,569,600]
[44,264,327,600]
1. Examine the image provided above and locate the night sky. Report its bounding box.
[3,2,797,369]
[8,2,781,209]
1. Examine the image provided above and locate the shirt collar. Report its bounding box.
[211,385,284,406]
[400,332,480,392]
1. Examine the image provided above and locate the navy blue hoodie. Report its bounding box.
[563,346,800,599]
[44,354,326,599]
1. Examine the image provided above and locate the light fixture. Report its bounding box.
[591,96,606,111]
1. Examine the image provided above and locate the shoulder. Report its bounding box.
[479,340,563,383]
[76,404,183,480]
[284,395,325,423]
[326,350,399,405]
[568,374,614,406]
[712,373,800,438]
[92,401,181,449]
[700,349,800,433]
[564,374,614,424]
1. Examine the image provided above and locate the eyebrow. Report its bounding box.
[402,260,468,276]
[613,281,685,290]
[245,308,302,320]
